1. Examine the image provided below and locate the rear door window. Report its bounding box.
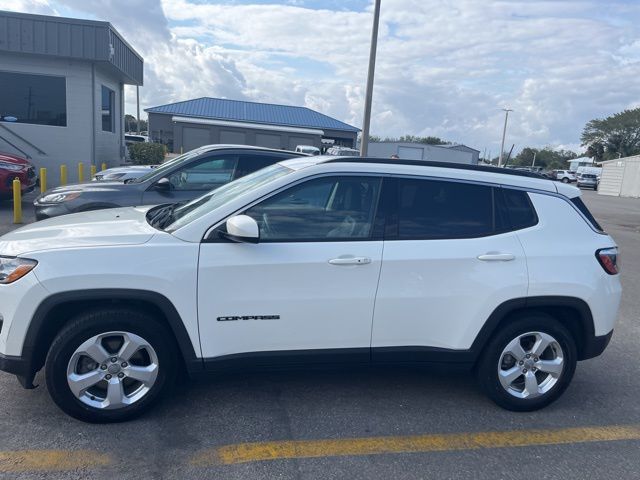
[396,178,495,239]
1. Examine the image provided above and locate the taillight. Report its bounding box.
[596,247,619,275]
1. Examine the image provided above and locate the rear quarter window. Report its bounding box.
[500,188,538,230]
[570,196,604,232]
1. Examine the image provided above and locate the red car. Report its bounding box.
[0,152,37,198]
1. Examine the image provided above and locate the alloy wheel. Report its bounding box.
[497,331,564,399]
[66,331,159,410]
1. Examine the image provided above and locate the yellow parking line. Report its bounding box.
[191,424,640,466]
[0,450,111,472]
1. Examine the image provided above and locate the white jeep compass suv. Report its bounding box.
[0,157,621,422]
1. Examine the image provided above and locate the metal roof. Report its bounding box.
[145,97,360,133]
[0,10,143,85]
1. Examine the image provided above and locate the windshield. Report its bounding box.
[163,163,294,232]
[130,149,205,184]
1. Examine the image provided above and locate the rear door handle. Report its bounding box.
[477,253,515,261]
[328,256,372,265]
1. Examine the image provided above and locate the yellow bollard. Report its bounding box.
[78,162,84,183]
[90,164,97,179]
[39,167,47,193]
[13,178,22,224]
[101,162,107,171]
[60,164,67,186]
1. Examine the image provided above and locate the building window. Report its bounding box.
[101,86,115,132]
[0,71,66,127]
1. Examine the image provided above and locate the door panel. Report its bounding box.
[372,234,527,353]
[197,241,383,358]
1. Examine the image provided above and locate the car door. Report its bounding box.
[141,154,239,205]
[197,174,385,366]
[371,177,529,360]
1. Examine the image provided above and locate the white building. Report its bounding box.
[368,142,479,164]
[598,155,640,198]
[0,11,143,178]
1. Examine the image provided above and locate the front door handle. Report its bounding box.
[328,256,372,265]
[477,252,515,261]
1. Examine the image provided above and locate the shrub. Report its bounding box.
[128,143,165,165]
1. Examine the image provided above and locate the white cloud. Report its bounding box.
[1,0,639,153]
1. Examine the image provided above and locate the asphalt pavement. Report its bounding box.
[0,189,639,479]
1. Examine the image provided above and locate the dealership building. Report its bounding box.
[0,10,142,177]
[146,97,360,153]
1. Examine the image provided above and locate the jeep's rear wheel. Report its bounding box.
[45,308,177,423]
[477,314,577,411]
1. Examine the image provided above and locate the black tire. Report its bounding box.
[562,178,569,183]
[476,313,577,411]
[45,308,177,423]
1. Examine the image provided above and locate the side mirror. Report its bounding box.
[154,177,172,191]
[221,215,259,243]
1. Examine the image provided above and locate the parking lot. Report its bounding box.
[0,189,638,479]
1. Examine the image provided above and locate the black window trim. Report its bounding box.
[200,171,605,243]
[202,172,388,244]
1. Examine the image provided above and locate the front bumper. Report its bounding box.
[33,202,72,220]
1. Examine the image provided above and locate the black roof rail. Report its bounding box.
[322,157,548,180]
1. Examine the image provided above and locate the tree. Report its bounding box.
[124,114,148,133]
[369,134,451,145]
[581,108,640,160]
[509,147,578,170]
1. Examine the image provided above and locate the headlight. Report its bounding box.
[0,160,23,172]
[39,191,82,203]
[0,257,38,284]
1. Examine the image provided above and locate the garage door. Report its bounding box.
[183,127,211,152]
[398,146,424,160]
[256,133,282,149]
[220,130,247,145]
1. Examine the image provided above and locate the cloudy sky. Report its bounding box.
[2,0,640,154]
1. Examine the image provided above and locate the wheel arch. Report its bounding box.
[472,296,596,362]
[23,289,202,383]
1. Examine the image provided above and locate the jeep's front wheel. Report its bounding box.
[45,309,177,423]
[477,314,577,411]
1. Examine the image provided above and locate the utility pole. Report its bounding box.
[531,151,537,168]
[136,86,141,135]
[498,108,513,167]
[359,0,382,157]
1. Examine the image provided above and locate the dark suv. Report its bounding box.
[34,145,305,219]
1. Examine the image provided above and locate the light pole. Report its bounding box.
[359,0,382,157]
[498,108,513,168]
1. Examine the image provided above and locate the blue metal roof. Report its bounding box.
[145,97,360,133]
